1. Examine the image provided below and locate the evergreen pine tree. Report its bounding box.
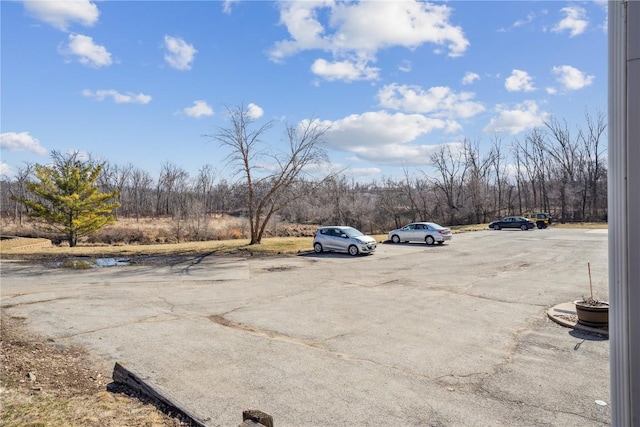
[17,151,120,247]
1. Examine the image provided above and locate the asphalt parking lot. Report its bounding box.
[0,228,610,426]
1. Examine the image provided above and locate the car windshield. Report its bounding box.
[343,228,364,238]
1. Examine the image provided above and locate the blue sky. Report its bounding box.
[1,0,608,182]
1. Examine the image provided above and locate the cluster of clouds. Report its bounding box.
[505,66,594,95]
[3,0,604,178]
[22,0,202,117]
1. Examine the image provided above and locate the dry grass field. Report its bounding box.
[0,217,607,426]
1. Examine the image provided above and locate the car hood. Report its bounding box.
[355,235,376,243]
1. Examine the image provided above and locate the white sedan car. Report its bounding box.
[388,222,452,245]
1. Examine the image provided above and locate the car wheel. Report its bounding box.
[425,235,435,245]
[494,224,501,230]
[348,245,359,256]
[521,224,528,231]
[314,242,323,253]
[537,222,544,229]
[391,234,400,243]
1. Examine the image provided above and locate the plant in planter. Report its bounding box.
[574,262,609,328]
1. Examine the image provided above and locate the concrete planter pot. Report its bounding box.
[574,300,609,328]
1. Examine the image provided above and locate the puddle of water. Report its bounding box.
[93,258,130,267]
[55,258,131,269]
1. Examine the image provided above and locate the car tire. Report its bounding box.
[348,245,359,256]
[494,224,501,230]
[521,224,528,231]
[537,222,544,229]
[391,235,400,243]
[425,236,435,245]
[314,242,323,253]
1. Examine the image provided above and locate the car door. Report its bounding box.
[397,224,413,241]
[321,228,338,251]
[406,224,420,241]
[333,228,350,252]
[505,217,515,228]
[413,224,427,241]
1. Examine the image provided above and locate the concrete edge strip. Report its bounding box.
[546,303,609,338]
[112,361,209,427]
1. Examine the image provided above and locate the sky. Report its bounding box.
[1,0,608,182]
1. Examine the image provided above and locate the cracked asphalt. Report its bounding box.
[0,228,610,426]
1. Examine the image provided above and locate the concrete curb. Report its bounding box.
[547,302,609,338]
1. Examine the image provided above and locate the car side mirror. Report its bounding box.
[341,234,348,238]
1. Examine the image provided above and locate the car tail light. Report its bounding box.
[313,232,317,238]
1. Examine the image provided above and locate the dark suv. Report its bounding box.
[522,213,553,229]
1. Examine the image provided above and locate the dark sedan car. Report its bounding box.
[489,216,535,231]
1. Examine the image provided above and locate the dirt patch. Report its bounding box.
[0,310,191,426]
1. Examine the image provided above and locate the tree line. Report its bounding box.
[1,107,607,245]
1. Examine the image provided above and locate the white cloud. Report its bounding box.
[269,1,469,82]
[315,111,454,165]
[0,162,14,178]
[512,12,537,28]
[344,167,382,178]
[60,34,112,68]
[483,101,549,135]
[461,72,480,85]
[505,69,535,92]
[183,100,213,118]
[163,35,197,70]
[0,132,48,155]
[24,0,99,31]
[398,60,412,73]
[247,103,264,119]
[311,58,380,81]
[377,83,485,120]
[82,89,152,104]
[551,65,594,91]
[222,0,240,15]
[552,6,588,37]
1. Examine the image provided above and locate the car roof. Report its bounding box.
[317,226,353,230]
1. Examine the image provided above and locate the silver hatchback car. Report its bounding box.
[388,222,452,245]
[313,226,377,256]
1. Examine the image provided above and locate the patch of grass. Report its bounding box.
[0,238,51,251]
[0,237,316,259]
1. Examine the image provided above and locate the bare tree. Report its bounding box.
[462,139,495,223]
[428,144,468,225]
[545,117,582,221]
[489,136,507,218]
[577,110,607,220]
[210,104,331,244]
[4,163,34,224]
[129,167,154,221]
[99,162,133,219]
[156,162,189,217]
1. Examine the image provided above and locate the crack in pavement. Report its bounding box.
[0,296,74,309]
[207,312,479,385]
[54,314,184,339]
